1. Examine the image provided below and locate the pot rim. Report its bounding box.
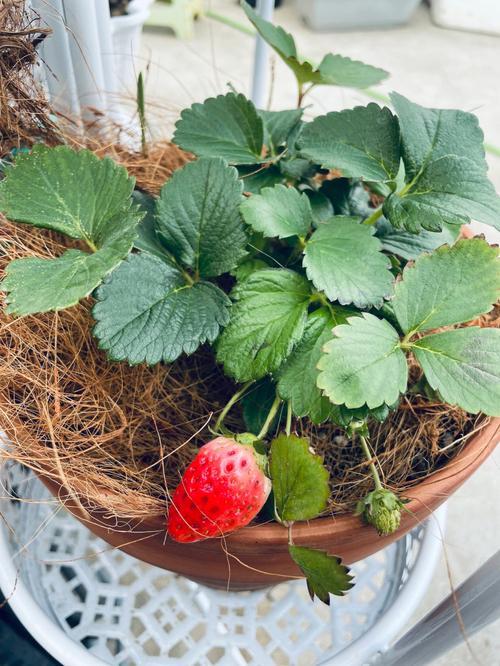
[5,417,500,550]
[22,415,500,547]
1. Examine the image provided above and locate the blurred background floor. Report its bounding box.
[136,3,500,664]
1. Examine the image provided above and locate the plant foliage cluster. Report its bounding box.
[1,4,500,602]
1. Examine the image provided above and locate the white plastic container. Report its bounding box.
[298,0,421,31]
[431,0,500,36]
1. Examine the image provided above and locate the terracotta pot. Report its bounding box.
[38,417,500,591]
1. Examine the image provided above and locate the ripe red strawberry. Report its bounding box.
[167,436,271,543]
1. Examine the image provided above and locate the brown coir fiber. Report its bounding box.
[0,212,495,520]
[0,0,60,155]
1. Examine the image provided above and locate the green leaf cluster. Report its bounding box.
[2,9,500,606]
[242,3,388,103]
[318,240,500,416]
[0,145,142,315]
[94,157,246,364]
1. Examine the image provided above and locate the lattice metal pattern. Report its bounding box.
[1,463,426,666]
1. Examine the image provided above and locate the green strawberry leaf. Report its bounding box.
[216,268,311,381]
[317,53,388,88]
[298,105,401,182]
[303,216,394,308]
[412,328,500,416]
[384,93,500,232]
[132,191,176,265]
[230,257,268,282]
[317,313,408,409]
[239,165,284,194]
[243,3,387,90]
[391,91,487,179]
[172,93,264,164]
[270,433,330,521]
[0,144,136,241]
[258,108,303,152]
[392,239,500,334]
[242,378,280,434]
[375,217,460,260]
[289,545,354,604]
[242,3,321,86]
[3,217,137,315]
[277,307,354,423]
[93,253,230,365]
[384,157,500,233]
[330,402,395,428]
[0,146,141,315]
[240,185,313,239]
[321,179,372,218]
[156,157,247,278]
[305,191,334,226]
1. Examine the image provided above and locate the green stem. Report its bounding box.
[363,207,383,226]
[400,330,416,349]
[287,523,294,545]
[85,239,98,253]
[286,401,292,436]
[310,291,336,318]
[359,434,383,491]
[297,83,304,109]
[137,72,147,157]
[297,83,315,108]
[257,394,282,440]
[205,10,256,36]
[215,381,254,433]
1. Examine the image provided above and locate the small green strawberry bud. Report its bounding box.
[355,488,406,537]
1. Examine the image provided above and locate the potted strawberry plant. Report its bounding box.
[1,5,499,603]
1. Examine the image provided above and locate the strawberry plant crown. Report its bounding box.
[1,3,500,604]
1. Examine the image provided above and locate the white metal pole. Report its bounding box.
[249,0,275,109]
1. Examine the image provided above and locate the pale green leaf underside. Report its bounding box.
[393,238,500,334]
[303,216,394,308]
[216,268,310,381]
[317,53,388,89]
[289,546,354,603]
[413,328,500,416]
[93,253,230,365]
[172,93,264,164]
[2,210,140,316]
[0,144,135,242]
[156,157,247,277]
[299,105,400,182]
[277,309,338,424]
[317,313,408,409]
[270,434,330,522]
[385,93,500,232]
[376,217,460,260]
[240,184,313,239]
[258,108,303,152]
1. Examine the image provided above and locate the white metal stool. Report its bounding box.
[0,462,446,666]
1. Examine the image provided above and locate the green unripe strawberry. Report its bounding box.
[356,488,406,537]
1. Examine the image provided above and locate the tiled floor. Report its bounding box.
[140,3,500,663]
